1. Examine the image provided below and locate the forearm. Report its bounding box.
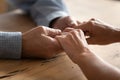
[30,0,69,26]
[7,0,36,13]
[74,50,120,80]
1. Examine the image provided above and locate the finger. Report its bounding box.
[90,18,107,25]
[68,30,83,45]
[68,29,89,49]
[78,29,88,44]
[77,20,93,31]
[56,32,77,51]
[75,29,90,39]
[56,31,74,43]
[41,34,63,53]
[45,27,62,37]
[41,34,57,42]
[55,34,68,50]
[29,26,61,38]
[71,30,83,39]
[71,29,89,47]
[72,20,82,29]
[56,32,68,40]
[78,29,85,38]
[63,28,75,32]
[75,23,91,37]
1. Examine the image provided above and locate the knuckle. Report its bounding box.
[38,26,45,31]
[88,20,94,26]
[70,30,78,36]
[90,18,95,21]
[66,32,72,37]
[79,29,84,34]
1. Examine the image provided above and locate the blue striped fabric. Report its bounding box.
[6,0,69,26]
[0,32,22,59]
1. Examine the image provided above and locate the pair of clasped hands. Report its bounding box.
[22,16,120,80]
[22,16,118,61]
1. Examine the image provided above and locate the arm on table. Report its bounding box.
[56,28,120,80]
[0,32,21,59]
[7,0,79,30]
[0,26,62,59]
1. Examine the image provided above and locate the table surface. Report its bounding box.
[0,0,120,80]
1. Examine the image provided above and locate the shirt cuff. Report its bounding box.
[35,11,69,27]
[0,32,22,59]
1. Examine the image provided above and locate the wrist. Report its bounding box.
[72,48,93,64]
[22,33,30,58]
[74,50,97,67]
[49,17,61,28]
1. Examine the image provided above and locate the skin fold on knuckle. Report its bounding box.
[37,26,47,34]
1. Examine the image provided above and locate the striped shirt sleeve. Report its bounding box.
[0,32,22,59]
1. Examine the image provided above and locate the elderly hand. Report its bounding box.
[22,26,62,59]
[77,18,119,45]
[56,28,90,63]
[56,28,120,80]
[52,16,80,31]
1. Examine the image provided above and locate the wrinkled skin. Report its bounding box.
[77,18,118,45]
[53,16,80,31]
[22,26,62,59]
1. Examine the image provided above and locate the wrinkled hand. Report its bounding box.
[77,18,118,45]
[56,28,90,63]
[52,16,80,31]
[22,26,62,59]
